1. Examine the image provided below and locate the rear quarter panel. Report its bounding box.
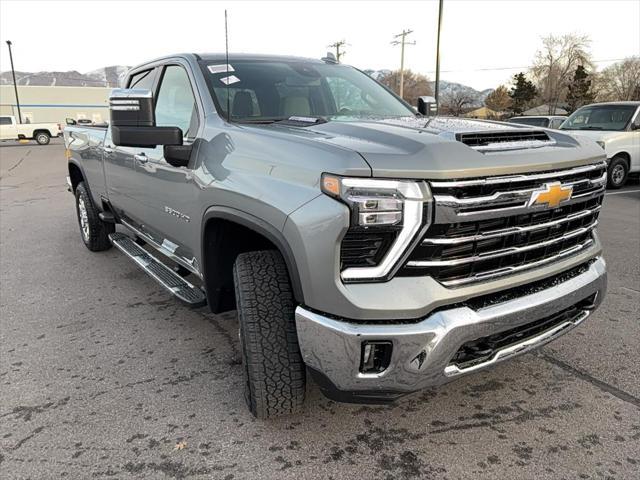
[65,126,109,205]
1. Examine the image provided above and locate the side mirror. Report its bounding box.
[110,88,183,148]
[417,96,437,116]
[631,121,640,131]
[66,118,76,125]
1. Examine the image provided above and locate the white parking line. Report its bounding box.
[605,189,640,195]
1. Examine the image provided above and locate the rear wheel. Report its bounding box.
[35,132,50,145]
[233,250,305,419]
[607,156,629,189]
[75,182,114,251]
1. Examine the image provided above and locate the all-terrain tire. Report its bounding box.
[75,182,114,251]
[607,156,629,189]
[233,250,305,419]
[35,132,50,145]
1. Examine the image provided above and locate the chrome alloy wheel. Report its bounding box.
[78,196,90,241]
[611,164,625,185]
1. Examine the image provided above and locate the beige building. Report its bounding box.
[0,85,111,124]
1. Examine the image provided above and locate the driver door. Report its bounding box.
[128,64,202,271]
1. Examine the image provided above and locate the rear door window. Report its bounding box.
[0,117,12,125]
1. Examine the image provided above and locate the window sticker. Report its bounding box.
[208,64,235,74]
[220,75,241,85]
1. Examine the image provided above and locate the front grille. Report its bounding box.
[448,295,595,370]
[400,162,606,286]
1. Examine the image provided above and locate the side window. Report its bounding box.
[155,66,198,138]
[128,69,155,91]
[0,117,12,125]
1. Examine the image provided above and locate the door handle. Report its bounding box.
[134,153,148,164]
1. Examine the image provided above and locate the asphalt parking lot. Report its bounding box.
[1,140,639,480]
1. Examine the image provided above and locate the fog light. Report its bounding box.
[360,341,393,374]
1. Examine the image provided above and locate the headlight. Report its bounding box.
[596,140,606,149]
[321,174,431,282]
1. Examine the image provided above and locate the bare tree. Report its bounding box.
[531,34,592,114]
[484,85,512,113]
[440,90,476,116]
[379,69,432,107]
[596,57,640,101]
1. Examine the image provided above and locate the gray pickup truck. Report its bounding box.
[65,53,607,419]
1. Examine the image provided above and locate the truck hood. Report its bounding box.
[253,116,606,179]
[560,129,628,142]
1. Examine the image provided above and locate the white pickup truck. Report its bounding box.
[0,115,62,145]
[560,101,640,188]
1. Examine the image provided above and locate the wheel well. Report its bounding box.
[68,163,84,192]
[32,129,51,137]
[202,218,287,313]
[612,152,630,167]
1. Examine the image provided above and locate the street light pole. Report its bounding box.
[6,41,23,124]
[391,29,415,99]
[434,0,444,114]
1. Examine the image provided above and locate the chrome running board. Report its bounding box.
[109,232,206,307]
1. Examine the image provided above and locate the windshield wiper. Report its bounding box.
[234,116,328,126]
[234,117,288,124]
[272,116,328,126]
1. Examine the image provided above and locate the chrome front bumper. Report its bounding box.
[296,256,606,400]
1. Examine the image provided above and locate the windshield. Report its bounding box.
[508,117,549,127]
[199,60,415,122]
[560,104,637,131]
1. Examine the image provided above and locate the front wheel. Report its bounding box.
[233,250,306,419]
[35,132,50,145]
[607,156,629,189]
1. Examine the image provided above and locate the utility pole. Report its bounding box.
[328,40,347,63]
[5,40,22,124]
[434,0,444,113]
[391,29,415,99]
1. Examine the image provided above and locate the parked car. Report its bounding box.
[507,115,567,129]
[0,115,62,145]
[559,101,640,188]
[64,53,607,418]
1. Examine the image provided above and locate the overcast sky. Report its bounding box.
[1,0,638,90]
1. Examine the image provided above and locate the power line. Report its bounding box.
[421,57,629,74]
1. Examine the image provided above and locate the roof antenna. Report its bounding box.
[224,9,231,122]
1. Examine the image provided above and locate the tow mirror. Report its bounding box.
[417,96,437,116]
[66,118,76,125]
[109,88,182,148]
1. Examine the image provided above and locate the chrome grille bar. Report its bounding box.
[408,220,597,268]
[422,205,601,245]
[438,239,595,287]
[430,161,606,188]
[433,171,606,209]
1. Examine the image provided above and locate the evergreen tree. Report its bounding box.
[509,72,537,114]
[566,65,595,112]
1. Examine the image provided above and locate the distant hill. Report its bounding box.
[365,69,493,108]
[0,66,130,87]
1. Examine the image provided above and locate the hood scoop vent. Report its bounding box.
[456,130,555,152]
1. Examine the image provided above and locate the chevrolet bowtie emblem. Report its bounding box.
[528,182,573,208]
